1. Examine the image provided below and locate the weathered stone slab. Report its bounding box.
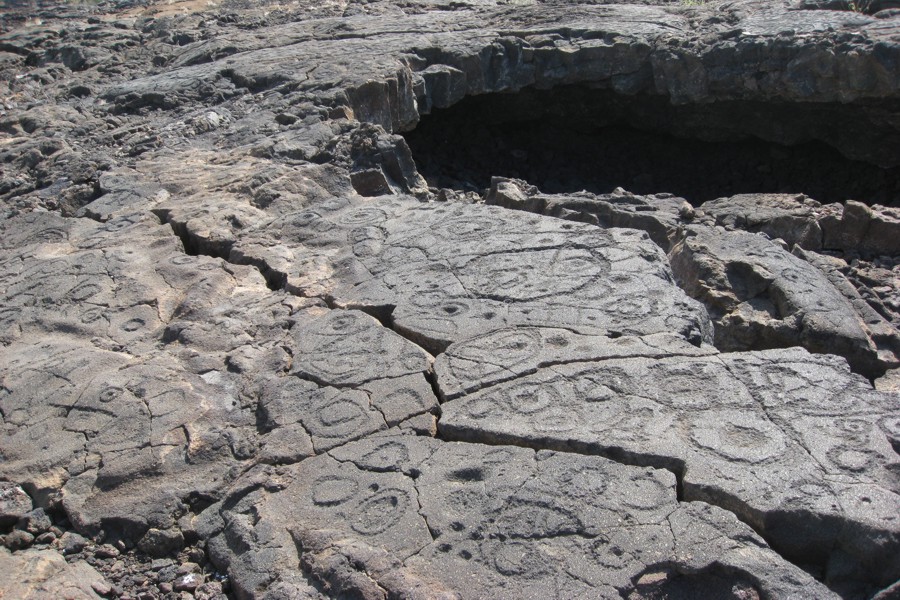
[234,197,713,353]
[435,328,716,400]
[200,435,834,599]
[0,547,110,600]
[439,347,900,592]
[670,225,897,376]
[701,193,829,250]
[2,1,900,598]
[291,308,433,387]
[0,211,297,538]
[487,177,691,249]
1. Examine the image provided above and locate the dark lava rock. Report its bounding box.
[3,529,35,551]
[0,0,898,599]
[59,531,89,555]
[0,482,33,527]
[200,435,834,599]
[137,528,184,558]
[16,508,52,536]
[439,345,900,591]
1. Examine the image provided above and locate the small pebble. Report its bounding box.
[91,581,113,597]
[96,544,121,559]
[59,531,89,555]
[176,562,200,575]
[151,558,175,571]
[174,572,204,592]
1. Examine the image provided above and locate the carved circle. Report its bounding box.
[496,500,581,538]
[826,446,877,473]
[455,329,541,366]
[590,535,631,570]
[312,395,368,438]
[121,318,145,332]
[559,465,608,498]
[502,380,560,415]
[493,542,549,577]
[68,281,103,302]
[320,312,369,336]
[337,207,387,226]
[312,475,359,507]
[104,215,140,232]
[80,307,106,324]
[690,410,786,464]
[534,406,579,433]
[98,387,123,403]
[385,387,426,410]
[350,488,410,535]
[464,248,606,302]
[362,441,410,471]
[29,228,68,244]
[621,474,670,510]
[463,397,499,419]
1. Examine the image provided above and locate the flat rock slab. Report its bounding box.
[290,309,433,387]
[435,328,716,400]
[235,197,713,353]
[439,346,900,591]
[201,434,833,600]
[0,547,110,600]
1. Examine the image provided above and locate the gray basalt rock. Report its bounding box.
[701,195,900,259]
[701,193,831,251]
[669,225,899,376]
[0,210,289,539]
[435,328,716,400]
[820,201,900,257]
[484,181,900,376]
[0,482,33,527]
[486,177,691,250]
[201,435,835,600]
[229,197,713,353]
[0,547,110,599]
[1,0,900,598]
[439,346,900,594]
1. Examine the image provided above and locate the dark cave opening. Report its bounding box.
[403,87,900,207]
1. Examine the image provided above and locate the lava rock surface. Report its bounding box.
[1,0,899,599]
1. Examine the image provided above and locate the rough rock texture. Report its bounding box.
[200,435,835,600]
[440,345,900,595]
[489,178,900,377]
[1,0,899,599]
[0,547,110,599]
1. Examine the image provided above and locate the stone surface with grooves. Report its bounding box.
[200,435,835,600]
[439,346,900,595]
[0,0,899,598]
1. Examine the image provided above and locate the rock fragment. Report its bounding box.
[0,547,110,600]
[0,482,33,527]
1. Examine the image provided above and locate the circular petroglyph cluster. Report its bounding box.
[689,410,787,464]
[461,248,609,302]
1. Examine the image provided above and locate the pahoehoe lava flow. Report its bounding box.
[0,1,899,600]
